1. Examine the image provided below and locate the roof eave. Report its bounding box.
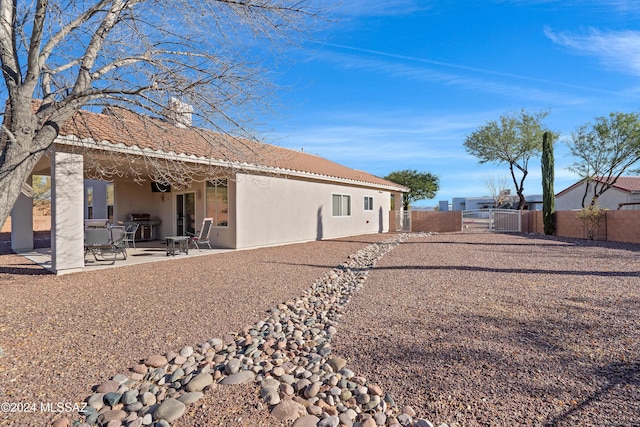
[54,135,409,193]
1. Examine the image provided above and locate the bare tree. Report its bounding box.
[484,174,514,208]
[0,0,322,229]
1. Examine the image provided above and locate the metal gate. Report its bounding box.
[462,209,521,232]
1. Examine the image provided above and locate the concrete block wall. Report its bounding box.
[411,211,462,233]
[605,210,640,244]
[554,211,591,239]
[410,209,640,245]
[521,211,543,234]
[2,215,51,233]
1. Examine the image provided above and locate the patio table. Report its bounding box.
[165,236,190,256]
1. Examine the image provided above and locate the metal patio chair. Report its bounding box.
[189,218,213,250]
[84,226,128,264]
[123,223,139,248]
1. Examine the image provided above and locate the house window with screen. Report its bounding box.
[86,187,93,219]
[106,183,114,223]
[332,194,351,216]
[364,196,373,211]
[206,179,229,226]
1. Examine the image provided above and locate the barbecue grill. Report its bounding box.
[125,213,161,241]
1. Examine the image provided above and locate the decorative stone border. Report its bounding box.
[60,233,445,427]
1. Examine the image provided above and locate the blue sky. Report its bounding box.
[266,0,640,206]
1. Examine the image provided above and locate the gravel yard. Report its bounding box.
[1,232,639,426]
[333,233,640,426]
[0,234,388,426]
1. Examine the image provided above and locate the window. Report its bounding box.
[206,179,229,226]
[106,183,114,223]
[332,194,351,216]
[86,187,93,219]
[364,196,373,211]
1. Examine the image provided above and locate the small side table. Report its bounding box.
[166,236,190,256]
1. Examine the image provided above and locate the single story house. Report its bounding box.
[450,194,542,211]
[9,103,408,274]
[555,177,640,210]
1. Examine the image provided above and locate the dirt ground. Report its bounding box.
[1,232,639,426]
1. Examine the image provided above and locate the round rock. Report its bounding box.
[185,373,213,392]
[293,415,321,427]
[271,400,307,421]
[96,380,119,394]
[144,355,168,368]
[225,358,242,375]
[318,415,340,427]
[154,398,186,423]
[178,392,204,405]
[260,387,281,405]
[179,346,194,358]
[96,409,127,425]
[327,357,347,372]
[220,370,255,385]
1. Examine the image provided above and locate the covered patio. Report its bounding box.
[16,239,232,274]
[8,104,406,275]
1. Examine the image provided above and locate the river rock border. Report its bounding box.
[62,233,446,427]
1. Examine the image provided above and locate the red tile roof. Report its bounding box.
[557,176,640,196]
[56,107,406,191]
[609,176,640,193]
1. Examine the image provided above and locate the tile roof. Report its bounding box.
[56,106,407,191]
[608,176,640,193]
[557,176,640,196]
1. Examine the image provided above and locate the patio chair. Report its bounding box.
[84,226,128,264]
[123,223,139,248]
[189,218,213,250]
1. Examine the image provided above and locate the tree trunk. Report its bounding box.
[0,148,44,231]
[509,163,527,210]
[0,98,60,230]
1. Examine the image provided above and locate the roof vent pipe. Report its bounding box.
[164,97,193,128]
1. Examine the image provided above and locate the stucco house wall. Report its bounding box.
[234,173,391,249]
[98,172,393,250]
[556,182,630,210]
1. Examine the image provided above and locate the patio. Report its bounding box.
[16,239,232,274]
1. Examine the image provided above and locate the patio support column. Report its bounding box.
[51,148,84,274]
[11,183,34,251]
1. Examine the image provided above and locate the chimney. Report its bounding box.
[164,97,193,128]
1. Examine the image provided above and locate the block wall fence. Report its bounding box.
[411,209,640,245]
[1,216,51,233]
[3,210,639,245]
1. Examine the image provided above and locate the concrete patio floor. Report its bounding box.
[17,239,232,274]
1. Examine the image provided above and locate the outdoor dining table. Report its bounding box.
[165,236,190,256]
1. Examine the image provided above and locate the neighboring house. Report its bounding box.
[451,194,542,211]
[9,104,408,274]
[555,177,640,210]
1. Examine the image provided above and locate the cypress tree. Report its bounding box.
[542,131,555,235]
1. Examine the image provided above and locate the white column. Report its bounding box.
[51,148,85,274]
[10,184,34,251]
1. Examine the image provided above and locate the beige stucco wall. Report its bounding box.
[113,181,173,231]
[234,173,391,249]
[111,173,394,249]
[50,149,85,274]
[113,178,238,248]
[556,183,629,210]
